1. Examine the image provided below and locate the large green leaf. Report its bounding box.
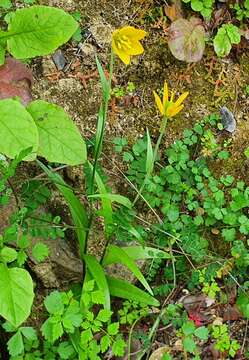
[0,264,34,327]
[0,99,38,160]
[6,6,78,59]
[83,254,110,310]
[0,38,6,65]
[102,245,153,295]
[107,276,160,306]
[27,100,86,165]
[37,161,88,259]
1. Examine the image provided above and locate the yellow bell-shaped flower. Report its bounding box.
[112,26,147,65]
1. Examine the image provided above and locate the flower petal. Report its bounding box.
[170,91,175,102]
[153,91,164,115]
[168,104,184,117]
[163,81,169,109]
[112,39,120,55]
[174,92,189,108]
[117,50,131,65]
[112,39,131,64]
[127,41,144,55]
[119,26,147,40]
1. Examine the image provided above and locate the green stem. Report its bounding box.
[133,116,168,205]
[85,50,115,252]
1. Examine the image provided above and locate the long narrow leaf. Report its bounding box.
[88,162,113,233]
[95,55,110,102]
[88,193,132,209]
[107,276,160,306]
[95,104,105,158]
[146,128,154,175]
[37,161,88,259]
[102,245,153,295]
[83,254,110,310]
[122,246,172,261]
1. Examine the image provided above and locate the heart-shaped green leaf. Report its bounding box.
[0,264,34,327]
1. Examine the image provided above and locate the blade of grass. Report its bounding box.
[88,193,132,209]
[83,254,110,310]
[146,127,154,176]
[88,162,113,233]
[122,246,172,260]
[37,160,88,260]
[102,245,153,295]
[107,276,160,306]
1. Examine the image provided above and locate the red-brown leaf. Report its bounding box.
[0,57,33,105]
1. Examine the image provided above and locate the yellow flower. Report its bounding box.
[153,81,189,118]
[112,26,147,65]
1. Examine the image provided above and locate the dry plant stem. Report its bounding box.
[133,116,168,205]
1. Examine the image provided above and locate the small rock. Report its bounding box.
[42,57,57,76]
[52,50,67,71]
[220,106,236,133]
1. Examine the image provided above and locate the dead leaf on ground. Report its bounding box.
[0,57,33,105]
[179,293,215,312]
[223,305,242,321]
[148,346,171,360]
[164,4,182,22]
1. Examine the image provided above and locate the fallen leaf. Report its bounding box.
[0,57,33,105]
[223,305,242,321]
[168,17,205,62]
[164,4,181,22]
[149,346,171,360]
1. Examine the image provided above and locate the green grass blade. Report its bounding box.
[88,193,132,209]
[122,246,172,260]
[88,162,113,233]
[107,276,160,306]
[83,254,110,310]
[102,245,153,295]
[95,104,105,158]
[95,55,110,102]
[146,128,154,176]
[37,161,88,260]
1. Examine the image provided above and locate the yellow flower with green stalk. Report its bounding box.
[133,83,189,205]
[153,81,189,118]
[111,26,147,65]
